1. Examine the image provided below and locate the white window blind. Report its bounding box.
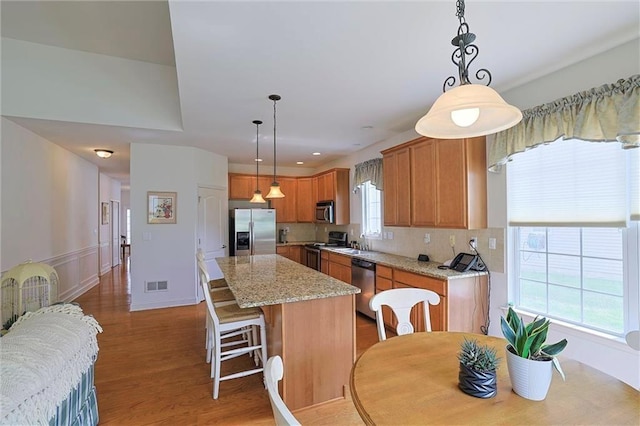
[630,147,639,220]
[508,139,633,227]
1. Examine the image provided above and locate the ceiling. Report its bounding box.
[2,1,638,187]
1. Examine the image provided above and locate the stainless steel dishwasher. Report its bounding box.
[351,258,376,319]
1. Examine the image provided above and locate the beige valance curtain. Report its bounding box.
[353,158,383,191]
[488,74,640,171]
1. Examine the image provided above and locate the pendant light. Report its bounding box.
[265,94,285,199]
[250,120,266,203]
[415,0,522,139]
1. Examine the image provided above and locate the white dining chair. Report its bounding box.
[369,288,441,341]
[197,249,229,290]
[265,356,301,426]
[200,269,268,399]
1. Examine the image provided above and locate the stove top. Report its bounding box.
[305,231,348,249]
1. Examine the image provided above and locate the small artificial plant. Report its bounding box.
[458,337,501,372]
[500,307,568,379]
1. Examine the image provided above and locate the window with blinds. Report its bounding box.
[508,139,639,336]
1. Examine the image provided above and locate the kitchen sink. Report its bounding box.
[334,248,368,255]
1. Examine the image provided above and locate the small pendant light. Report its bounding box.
[265,94,285,199]
[250,120,266,203]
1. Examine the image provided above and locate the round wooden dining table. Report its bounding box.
[350,332,639,425]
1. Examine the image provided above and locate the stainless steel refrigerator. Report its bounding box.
[229,208,276,255]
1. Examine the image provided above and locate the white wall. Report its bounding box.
[1,118,100,302]
[129,143,227,311]
[1,38,182,131]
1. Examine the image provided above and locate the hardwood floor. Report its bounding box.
[74,259,380,425]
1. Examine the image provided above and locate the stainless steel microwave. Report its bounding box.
[315,201,335,224]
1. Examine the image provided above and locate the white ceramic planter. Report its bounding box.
[505,346,553,401]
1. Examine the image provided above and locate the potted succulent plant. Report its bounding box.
[458,337,501,398]
[500,307,568,401]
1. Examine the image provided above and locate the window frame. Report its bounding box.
[360,180,382,239]
[511,225,638,337]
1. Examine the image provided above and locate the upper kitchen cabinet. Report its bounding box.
[270,177,298,223]
[435,137,486,229]
[229,173,255,199]
[296,177,314,223]
[382,147,411,227]
[313,168,350,225]
[381,136,487,229]
[228,174,272,201]
[228,169,350,225]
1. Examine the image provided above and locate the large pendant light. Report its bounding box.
[415,0,522,139]
[250,120,266,203]
[265,94,285,199]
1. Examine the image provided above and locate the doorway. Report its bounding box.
[111,200,121,267]
[196,187,228,301]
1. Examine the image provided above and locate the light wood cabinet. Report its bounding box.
[393,270,445,332]
[270,177,298,222]
[381,136,487,229]
[410,139,437,226]
[317,169,350,225]
[375,265,394,328]
[296,178,314,222]
[228,169,350,225]
[229,174,255,199]
[383,148,411,226]
[389,268,487,333]
[276,245,303,264]
[328,252,351,284]
[320,251,330,275]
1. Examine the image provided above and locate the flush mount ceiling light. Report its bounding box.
[250,120,266,204]
[94,149,113,159]
[415,0,522,139]
[265,94,285,199]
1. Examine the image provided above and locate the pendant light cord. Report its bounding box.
[255,120,261,189]
[272,97,277,183]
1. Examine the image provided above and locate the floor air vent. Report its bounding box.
[145,280,168,292]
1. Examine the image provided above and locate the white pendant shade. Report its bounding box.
[266,183,285,199]
[250,190,266,203]
[415,84,522,139]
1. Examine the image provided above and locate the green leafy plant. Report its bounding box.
[458,337,501,372]
[500,307,568,379]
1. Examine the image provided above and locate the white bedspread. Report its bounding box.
[0,304,102,425]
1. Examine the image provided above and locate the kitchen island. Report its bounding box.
[216,254,360,411]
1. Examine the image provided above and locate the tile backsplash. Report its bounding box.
[277,222,505,273]
[320,224,506,273]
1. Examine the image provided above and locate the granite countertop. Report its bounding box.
[216,254,360,308]
[322,247,486,281]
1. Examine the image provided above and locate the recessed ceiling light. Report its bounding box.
[94,149,113,158]
[312,152,321,156]
[296,161,304,165]
[361,125,374,130]
[255,158,263,162]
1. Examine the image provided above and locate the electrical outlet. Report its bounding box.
[388,231,394,240]
[285,226,290,233]
[449,235,455,247]
[470,237,478,249]
[424,233,431,244]
[489,238,497,250]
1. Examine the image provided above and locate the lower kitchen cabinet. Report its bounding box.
[375,265,394,329]
[375,266,488,334]
[276,245,303,264]
[328,252,351,284]
[320,251,329,275]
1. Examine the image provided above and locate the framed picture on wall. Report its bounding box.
[148,191,177,224]
[101,202,109,225]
